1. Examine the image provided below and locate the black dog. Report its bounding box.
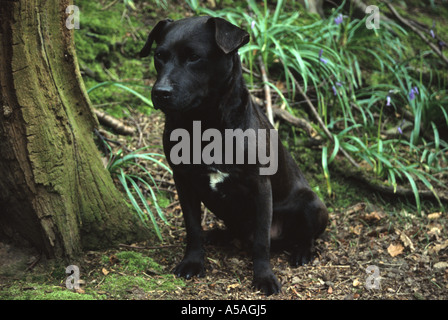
[140,16,328,295]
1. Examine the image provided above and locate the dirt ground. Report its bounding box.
[1,111,447,301]
[101,111,448,300]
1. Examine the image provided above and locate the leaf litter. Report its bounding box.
[94,111,448,300]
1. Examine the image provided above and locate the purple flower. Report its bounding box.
[409,88,416,100]
[332,85,337,96]
[430,29,435,38]
[386,95,391,106]
[409,86,419,100]
[398,119,405,135]
[318,49,328,64]
[334,14,343,25]
[438,41,446,51]
[335,81,343,87]
[251,20,256,30]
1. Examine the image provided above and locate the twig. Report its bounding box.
[26,254,42,271]
[272,106,315,136]
[119,243,182,250]
[257,56,274,126]
[101,0,119,11]
[332,160,448,204]
[384,2,448,66]
[94,108,136,136]
[280,59,360,168]
[251,94,315,136]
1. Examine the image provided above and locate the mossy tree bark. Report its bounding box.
[0,0,145,259]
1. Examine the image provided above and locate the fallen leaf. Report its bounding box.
[227,283,240,289]
[427,212,442,220]
[364,211,385,221]
[346,203,367,215]
[109,254,118,264]
[429,240,448,254]
[387,243,404,257]
[427,225,442,239]
[350,224,363,235]
[400,232,415,252]
[434,262,448,270]
[102,268,109,275]
[353,278,361,287]
[327,286,333,294]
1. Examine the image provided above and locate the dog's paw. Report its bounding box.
[253,272,282,296]
[289,245,312,267]
[172,259,205,280]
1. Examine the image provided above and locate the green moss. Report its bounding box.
[115,251,163,274]
[99,274,184,298]
[74,0,157,117]
[0,282,105,300]
[95,251,185,299]
[1,250,185,300]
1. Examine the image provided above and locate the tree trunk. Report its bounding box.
[0,0,146,259]
[298,0,324,17]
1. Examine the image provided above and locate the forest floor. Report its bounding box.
[94,111,448,301]
[1,0,447,301]
[1,111,447,301]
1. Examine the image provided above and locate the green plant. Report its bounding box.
[105,143,172,240]
[87,81,154,108]
[186,1,448,214]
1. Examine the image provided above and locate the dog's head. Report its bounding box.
[139,16,249,113]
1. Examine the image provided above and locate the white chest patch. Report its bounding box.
[208,171,229,191]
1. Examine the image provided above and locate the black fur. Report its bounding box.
[140,16,328,295]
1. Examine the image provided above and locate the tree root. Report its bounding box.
[331,159,448,205]
[384,2,448,66]
[94,108,136,136]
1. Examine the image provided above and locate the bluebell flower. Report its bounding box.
[251,20,256,30]
[334,14,343,25]
[430,29,435,38]
[386,95,391,106]
[318,49,328,64]
[398,119,405,135]
[413,86,419,95]
[409,88,416,100]
[332,85,337,96]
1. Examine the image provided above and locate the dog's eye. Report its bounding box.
[187,54,200,62]
[155,51,167,62]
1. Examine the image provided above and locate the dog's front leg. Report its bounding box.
[252,177,281,295]
[172,171,205,279]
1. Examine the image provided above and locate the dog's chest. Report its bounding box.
[207,170,229,191]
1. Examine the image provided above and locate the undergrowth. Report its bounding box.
[187,0,448,214]
[76,0,447,236]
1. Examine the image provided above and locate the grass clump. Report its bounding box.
[186,0,448,214]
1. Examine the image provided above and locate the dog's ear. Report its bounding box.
[139,19,173,58]
[209,17,250,54]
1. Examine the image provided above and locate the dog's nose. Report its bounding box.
[152,85,173,101]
